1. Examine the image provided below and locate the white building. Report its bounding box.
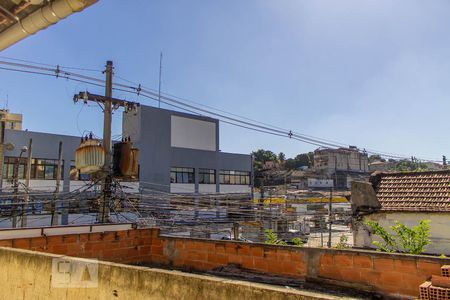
[352,170,450,255]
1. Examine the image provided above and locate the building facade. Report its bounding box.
[351,171,450,255]
[314,146,369,189]
[1,129,95,193]
[0,109,22,130]
[0,106,252,195]
[123,105,252,194]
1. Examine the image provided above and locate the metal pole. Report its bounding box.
[100,60,113,223]
[21,138,32,227]
[327,187,333,248]
[12,151,23,228]
[0,118,5,190]
[233,222,240,241]
[12,157,19,228]
[51,141,62,226]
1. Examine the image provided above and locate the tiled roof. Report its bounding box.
[372,170,450,212]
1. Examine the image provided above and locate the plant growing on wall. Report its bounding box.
[265,229,287,245]
[291,237,304,247]
[264,229,303,247]
[335,234,350,249]
[365,220,431,254]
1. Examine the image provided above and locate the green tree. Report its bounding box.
[365,220,431,254]
[278,152,286,162]
[252,149,278,171]
[369,154,386,163]
[284,152,314,170]
[392,160,428,172]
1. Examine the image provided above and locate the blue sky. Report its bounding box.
[1,0,449,160]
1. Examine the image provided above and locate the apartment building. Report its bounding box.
[314,146,369,189]
[0,106,252,195]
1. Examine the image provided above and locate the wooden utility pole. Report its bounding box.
[51,141,62,226]
[73,61,139,224]
[21,138,32,227]
[100,60,113,224]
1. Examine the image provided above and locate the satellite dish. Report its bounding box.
[4,143,14,151]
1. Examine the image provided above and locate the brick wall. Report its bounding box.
[0,227,449,299]
[0,228,153,264]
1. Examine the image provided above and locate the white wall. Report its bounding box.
[170,183,195,194]
[1,180,137,193]
[219,185,251,194]
[171,116,216,151]
[307,178,334,188]
[198,184,217,194]
[354,212,450,255]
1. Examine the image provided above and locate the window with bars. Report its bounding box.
[170,167,194,184]
[199,169,215,184]
[2,156,64,180]
[219,170,250,185]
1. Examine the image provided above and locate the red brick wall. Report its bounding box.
[0,227,448,298]
[318,252,444,297]
[147,229,449,299]
[0,228,153,264]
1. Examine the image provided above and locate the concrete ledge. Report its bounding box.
[0,247,356,300]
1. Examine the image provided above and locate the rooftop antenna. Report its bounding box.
[158,51,163,108]
[5,94,8,110]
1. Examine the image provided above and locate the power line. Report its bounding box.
[0,59,441,163]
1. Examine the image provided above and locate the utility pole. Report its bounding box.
[100,60,113,223]
[12,146,26,228]
[51,141,62,226]
[327,186,333,248]
[12,157,19,228]
[0,116,4,190]
[21,138,32,227]
[73,62,139,224]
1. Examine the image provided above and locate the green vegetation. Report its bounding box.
[264,229,303,247]
[264,229,287,245]
[252,148,314,172]
[335,234,350,249]
[291,237,304,247]
[284,152,314,170]
[369,154,385,163]
[365,220,431,254]
[392,160,429,172]
[252,149,278,172]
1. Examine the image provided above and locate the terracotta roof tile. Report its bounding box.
[373,170,450,212]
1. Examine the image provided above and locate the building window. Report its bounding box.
[199,169,215,184]
[3,156,64,180]
[170,167,194,184]
[69,161,91,181]
[219,170,250,185]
